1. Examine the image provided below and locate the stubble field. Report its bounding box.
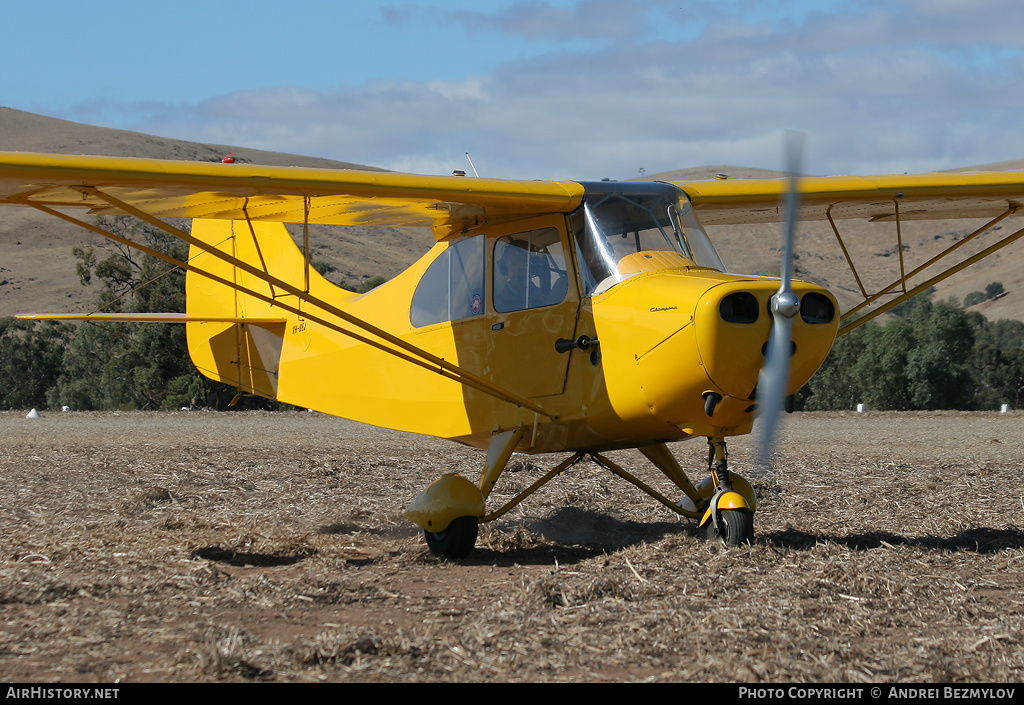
[1,410,1022,683]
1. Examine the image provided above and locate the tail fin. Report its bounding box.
[184,219,318,400]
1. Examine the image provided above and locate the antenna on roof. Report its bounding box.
[465,152,480,178]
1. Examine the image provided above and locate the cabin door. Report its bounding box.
[484,215,580,399]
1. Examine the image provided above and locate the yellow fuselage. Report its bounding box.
[184,208,838,455]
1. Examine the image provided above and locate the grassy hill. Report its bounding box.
[0,107,432,316]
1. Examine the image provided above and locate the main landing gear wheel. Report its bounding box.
[706,509,754,547]
[424,516,478,558]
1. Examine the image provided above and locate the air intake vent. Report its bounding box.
[800,293,835,324]
[719,292,759,324]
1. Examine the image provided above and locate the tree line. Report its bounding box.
[2,217,1022,412]
[797,291,1024,411]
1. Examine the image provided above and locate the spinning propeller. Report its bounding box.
[755,132,805,475]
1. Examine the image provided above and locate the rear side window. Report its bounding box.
[411,236,485,327]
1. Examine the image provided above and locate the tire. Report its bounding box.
[705,508,754,547]
[424,516,478,558]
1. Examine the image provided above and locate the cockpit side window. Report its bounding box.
[493,227,568,313]
[410,236,485,327]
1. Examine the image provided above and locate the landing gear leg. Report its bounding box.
[703,438,755,547]
[405,427,525,559]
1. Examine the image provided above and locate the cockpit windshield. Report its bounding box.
[569,182,725,296]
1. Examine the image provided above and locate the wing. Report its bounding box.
[673,172,1024,225]
[672,172,1024,332]
[0,151,583,236]
[0,151,586,419]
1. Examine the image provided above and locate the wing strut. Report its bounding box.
[839,220,1024,335]
[894,198,907,293]
[826,208,869,300]
[27,196,555,418]
[839,205,1020,327]
[303,196,311,294]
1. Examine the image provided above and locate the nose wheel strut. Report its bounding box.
[704,438,754,546]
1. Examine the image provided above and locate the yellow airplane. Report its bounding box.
[3,151,1023,556]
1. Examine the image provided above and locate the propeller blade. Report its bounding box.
[756,132,805,473]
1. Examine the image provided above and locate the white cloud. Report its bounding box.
[445,0,651,41]
[99,1,1024,181]
[385,0,654,41]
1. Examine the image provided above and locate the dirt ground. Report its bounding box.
[1,410,1022,683]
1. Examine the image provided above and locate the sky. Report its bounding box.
[3,0,1023,181]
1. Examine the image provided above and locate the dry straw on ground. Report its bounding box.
[1,410,1022,682]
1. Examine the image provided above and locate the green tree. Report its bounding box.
[985,281,1005,299]
[797,323,867,410]
[903,298,976,409]
[976,318,1024,351]
[799,295,979,410]
[51,217,196,409]
[310,259,335,277]
[798,317,914,410]
[964,291,987,307]
[857,317,916,409]
[972,318,1024,409]
[0,318,72,410]
[338,275,387,293]
[49,318,136,410]
[52,218,207,409]
[889,286,936,318]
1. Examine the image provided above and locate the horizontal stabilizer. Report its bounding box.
[16,312,287,324]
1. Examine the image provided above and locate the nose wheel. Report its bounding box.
[705,508,754,547]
